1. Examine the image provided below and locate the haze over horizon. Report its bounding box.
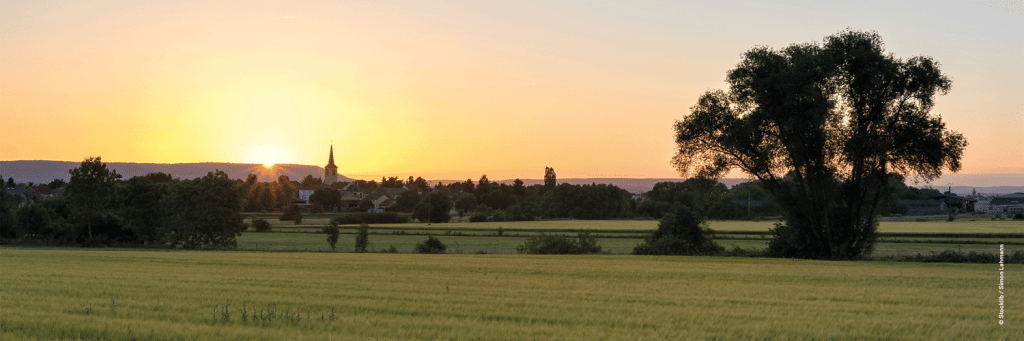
[3,1,1022,180]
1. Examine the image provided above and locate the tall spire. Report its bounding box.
[327,144,336,168]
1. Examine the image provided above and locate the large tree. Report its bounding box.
[672,30,966,259]
[67,156,122,239]
[161,170,246,248]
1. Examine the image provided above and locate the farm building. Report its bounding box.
[989,193,1024,214]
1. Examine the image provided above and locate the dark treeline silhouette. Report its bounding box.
[1,157,245,248]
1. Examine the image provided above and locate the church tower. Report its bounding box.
[324,144,338,186]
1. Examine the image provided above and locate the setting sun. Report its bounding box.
[250,145,288,168]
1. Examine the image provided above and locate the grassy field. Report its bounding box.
[232,218,1024,257]
[2,248,1019,340]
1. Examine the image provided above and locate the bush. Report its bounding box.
[489,210,508,222]
[324,223,340,251]
[331,213,408,225]
[250,218,272,232]
[517,231,602,254]
[280,205,302,221]
[1014,213,1024,220]
[354,223,369,253]
[633,206,722,256]
[469,214,488,222]
[415,236,447,254]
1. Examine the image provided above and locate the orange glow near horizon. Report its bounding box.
[2,1,1021,180]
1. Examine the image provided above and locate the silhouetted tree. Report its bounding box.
[544,167,556,191]
[47,179,67,189]
[161,170,246,248]
[672,30,966,259]
[455,193,478,217]
[309,188,341,211]
[145,172,173,183]
[67,157,122,239]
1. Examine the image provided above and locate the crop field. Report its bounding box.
[2,248,1019,340]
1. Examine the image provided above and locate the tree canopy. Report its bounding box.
[672,30,966,259]
[67,156,122,239]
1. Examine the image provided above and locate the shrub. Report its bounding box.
[490,210,508,222]
[250,218,272,232]
[280,205,302,221]
[469,214,488,223]
[415,236,447,254]
[633,206,722,256]
[324,223,340,251]
[1014,213,1024,220]
[517,231,602,254]
[354,222,369,253]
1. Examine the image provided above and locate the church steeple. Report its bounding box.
[327,144,336,168]
[324,144,338,186]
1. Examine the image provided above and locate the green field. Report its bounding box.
[2,249,1019,340]
[233,219,1024,257]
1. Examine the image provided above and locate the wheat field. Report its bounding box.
[2,248,1019,340]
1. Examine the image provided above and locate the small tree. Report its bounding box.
[544,167,556,191]
[280,204,302,221]
[354,222,369,252]
[250,218,272,232]
[454,193,478,217]
[413,192,452,223]
[324,222,340,251]
[415,236,447,254]
[67,157,122,239]
[633,205,722,256]
[309,188,341,212]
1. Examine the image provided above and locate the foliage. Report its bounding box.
[47,178,66,189]
[354,222,369,252]
[516,231,602,254]
[633,206,722,255]
[331,212,409,225]
[67,156,123,239]
[1014,213,1024,221]
[324,223,340,251]
[671,30,966,259]
[161,170,246,248]
[412,192,452,224]
[544,167,556,191]
[279,204,302,221]
[250,218,272,232]
[392,191,422,213]
[118,176,167,245]
[454,193,478,217]
[414,236,447,254]
[469,214,488,222]
[144,172,173,183]
[308,188,341,212]
[540,183,632,219]
[0,189,20,239]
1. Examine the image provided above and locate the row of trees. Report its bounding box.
[1,157,245,248]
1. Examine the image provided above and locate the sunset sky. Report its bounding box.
[2,1,1022,181]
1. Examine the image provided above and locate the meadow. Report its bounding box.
[2,249,1019,340]
[237,218,1024,257]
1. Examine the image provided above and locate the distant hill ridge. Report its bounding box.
[2,160,1022,195]
[0,160,347,184]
